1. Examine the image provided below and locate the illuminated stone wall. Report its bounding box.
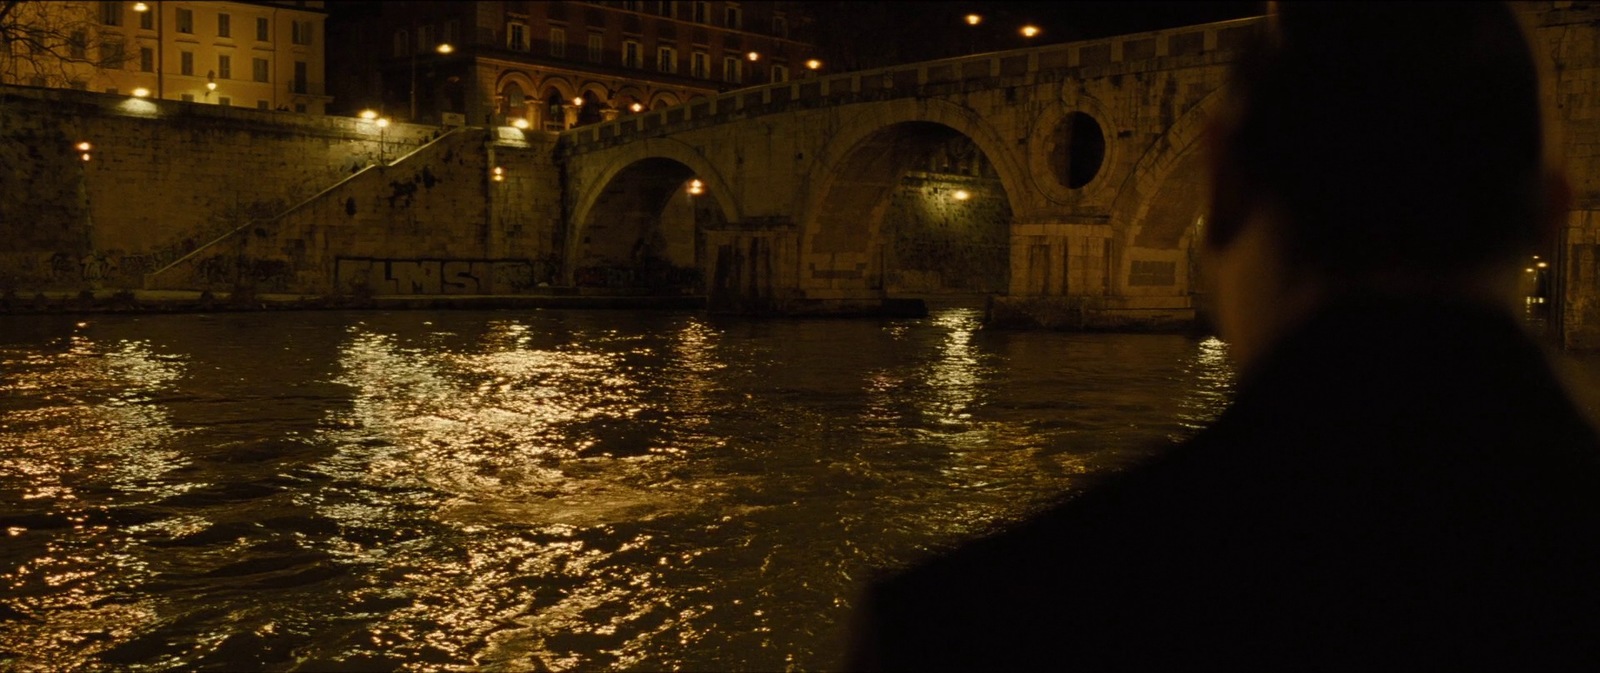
[883,172,1009,295]
[0,85,563,295]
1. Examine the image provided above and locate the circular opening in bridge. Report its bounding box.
[1051,112,1106,189]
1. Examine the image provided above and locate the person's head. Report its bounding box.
[1203,2,1569,367]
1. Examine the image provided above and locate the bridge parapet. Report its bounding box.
[559,16,1263,156]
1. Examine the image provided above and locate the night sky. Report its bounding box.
[811,1,1264,71]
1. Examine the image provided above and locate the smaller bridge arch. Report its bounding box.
[566,138,742,286]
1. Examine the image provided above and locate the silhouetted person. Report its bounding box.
[849,3,1600,670]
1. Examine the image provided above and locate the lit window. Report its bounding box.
[549,27,565,57]
[68,30,87,59]
[98,38,125,68]
[507,22,527,50]
[101,1,123,26]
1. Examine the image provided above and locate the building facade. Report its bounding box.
[328,1,819,129]
[0,0,330,114]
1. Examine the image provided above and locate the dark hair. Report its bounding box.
[1207,2,1548,277]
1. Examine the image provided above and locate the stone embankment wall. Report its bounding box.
[0,85,563,297]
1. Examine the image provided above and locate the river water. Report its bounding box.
[1,306,1577,671]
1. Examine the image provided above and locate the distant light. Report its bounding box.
[688,178,704,195]
[132,1,148,11]
[492,174,504,182]
[512,117,530,129]
[436,43,454,54]
[80,152,92,162]
[493,166,505,175]
[1527,268,1536,273]
[376,118,390,128]
[965,14,982,26]
[206,81,217,91]
[747,51,760,61]
[75,141,91,151]
[1538,262,1549,268]
[952,189,970,201]
[132,87,151,97]
[630,102,643,112]
[805,59,822,70]
[1021,25,1041,38]
[359,109,377,120]
[572,96,584,106]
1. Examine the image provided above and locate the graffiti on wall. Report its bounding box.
[335,257,539,295]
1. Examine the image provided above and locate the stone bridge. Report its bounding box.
[557,16,1264,326]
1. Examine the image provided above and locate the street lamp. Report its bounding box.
[132,1,162,99]
[1021,25,1041,38]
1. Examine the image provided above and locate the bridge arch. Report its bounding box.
[799,98,1026,298]
[1109,87,1228,297]
[566,138,740,286]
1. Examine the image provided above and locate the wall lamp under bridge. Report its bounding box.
[687,178,704,195]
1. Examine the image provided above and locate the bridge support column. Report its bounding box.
[988,222,1194,331]
[704,222,800,314]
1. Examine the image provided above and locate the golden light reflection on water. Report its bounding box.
[2,310,1244,671]
[1,332,187,670]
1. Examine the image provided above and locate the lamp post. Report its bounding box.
[132,1,163,99]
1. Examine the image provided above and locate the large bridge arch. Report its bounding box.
[566,138,740,286]
[1108,88,1227,298]
[796,98,1026,298]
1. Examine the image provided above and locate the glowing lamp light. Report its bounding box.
[80,153,92,162]
[493,166,505,175]
[687,178,704,195]
[512,118,530,129]
[376,118,390,128]
[75,141,92,151]
[1021,25,1041,38]
[206,81,217,91]
[1538,262,1549,268]
[572,97,584,107]
[132,2,148,11]
[436,43,454,54]
[952,189,970,201]
[805,59,822,70]
[630,102,644,113]
[965,14,982,25]
[359,109,377,120]
[492,166,505,182]
[132,87,151,98]
[1527,268,1536,273]
[747,51,760,61]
